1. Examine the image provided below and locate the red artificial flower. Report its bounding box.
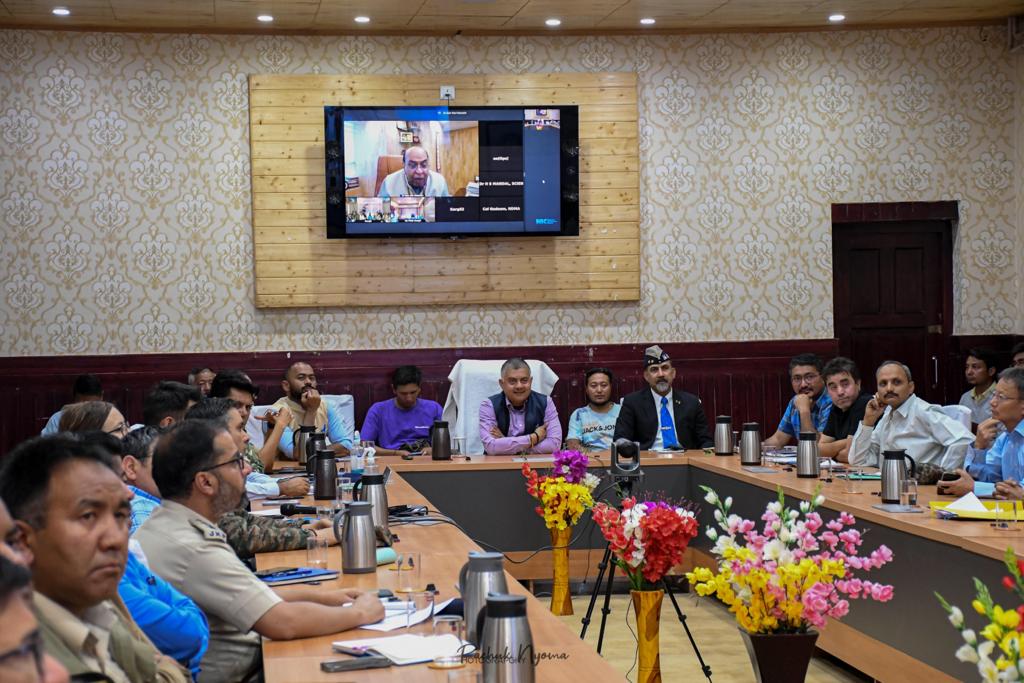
[1017,559,1024,576]
[1017,605,1024,631]
[1005,576,1017,592]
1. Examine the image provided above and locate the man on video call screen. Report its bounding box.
[378,145,450,198]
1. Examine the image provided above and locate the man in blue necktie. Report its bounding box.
[613,345,713,451]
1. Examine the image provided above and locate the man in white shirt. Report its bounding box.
[378,146,450,198]
[848,361,973,470]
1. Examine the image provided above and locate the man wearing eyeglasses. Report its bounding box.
[762,353,833,449]
[135,421,383,683]
[938,368,1024,498]
[0,555,70,683]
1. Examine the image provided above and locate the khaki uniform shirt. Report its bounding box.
[135,500,283,683]
[34,592,188,683]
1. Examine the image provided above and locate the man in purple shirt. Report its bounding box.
[479,358,562,455]
[361,365,443,457]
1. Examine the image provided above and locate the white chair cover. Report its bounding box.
[939,404,972,432]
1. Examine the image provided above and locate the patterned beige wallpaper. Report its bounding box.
[0,27,1020,356]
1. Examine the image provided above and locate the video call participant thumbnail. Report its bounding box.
[378,146,450,198]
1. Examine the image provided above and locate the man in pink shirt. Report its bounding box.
[478,358,562,455]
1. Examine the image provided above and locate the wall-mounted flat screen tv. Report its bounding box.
[324,105,579,238]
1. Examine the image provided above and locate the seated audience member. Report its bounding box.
[0,554,71,683]
[762,353,833,448]
[41,374,103,436]
[121,427,163,534]
[187,398,308,499]
[54,430,210,678]
[959,348,999,426]
[210,369,292,474]
[57,401,129,438]
[566,368,621,452]
[1,498,31,565]
[1012,343,1024,369]
[0,435,190,682]
[818,357,871,462]
[848,361,973,470]
[187,367,215,397]
[938,368,1024,499]
[377,146,450,198]
[479,358,562,455]
[613,346,712,450]
[360,365,443,457]
[184,401,329,559]
[143,381,202,428]
[135,421,384,682]
[272,361,353,459]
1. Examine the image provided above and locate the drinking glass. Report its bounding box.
[447,671,482,682]
[305,536,328,569]
[401,590,435,633]
[433,615,466,641]
[394,552,421,593]
[900,478,918,507]
[845,468,863,494]
[453,437,467,459]
[335,473,355,508]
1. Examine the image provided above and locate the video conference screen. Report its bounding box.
[324,105,579,238]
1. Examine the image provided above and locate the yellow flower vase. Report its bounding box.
[550,526,573,615]
[631,589,663,683]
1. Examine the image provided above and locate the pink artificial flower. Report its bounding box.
[870,583,894,602]
[839,511,856,525]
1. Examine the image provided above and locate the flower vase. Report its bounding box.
[739,629,819,683]
[549,526,573,615]
[630,589,664,683]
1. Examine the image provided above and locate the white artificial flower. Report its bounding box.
[706,528,719,541]
[582,473,601,490]
[712,536,738,555]
[788,510,799,520]
[767,501,782,514]
[799,501,810,512]
[714,509,724,522]
[978,641,995,658]
[724,496,733,509]
[705,490,719,505]
[762,539,786,562]
[963,629,977,645]
[778,527,791,543]
[955,645,979,664]
[948,606,964,628]
[814,494,825,506]
[979,656,999,682]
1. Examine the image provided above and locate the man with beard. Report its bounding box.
[762,353,833,449]
[817,357,871,462]
[613,346,712,450]
[479,358,562,455]
[849,361,973,470]
[566,368,621,452]
[0,435,189,682]
[272,362,353,459]
[135,421,383,683]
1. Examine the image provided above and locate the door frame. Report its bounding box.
[831,201,958,403]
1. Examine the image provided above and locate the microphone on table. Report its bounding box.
[278,503,318,516]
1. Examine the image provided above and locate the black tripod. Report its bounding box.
[579,472,713,682]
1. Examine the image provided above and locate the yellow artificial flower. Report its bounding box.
[974,599,988,615]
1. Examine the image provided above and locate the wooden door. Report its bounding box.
[833,220,954,404]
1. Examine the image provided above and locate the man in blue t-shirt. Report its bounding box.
[361,365,443,457]
[762,353,833,448]
[566,367,621,452]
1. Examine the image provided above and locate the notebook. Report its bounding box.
[332,633,471,665]
[258,567,339,586]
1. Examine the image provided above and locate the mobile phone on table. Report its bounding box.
[320,656,391,672]
[939,472,959,483]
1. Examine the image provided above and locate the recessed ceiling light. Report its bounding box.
[545,18,561,26]
[354,15,371,23]
[828,13,845,22]
[640,17,656,25]
[257,14,274,22]
[52,7,70,15]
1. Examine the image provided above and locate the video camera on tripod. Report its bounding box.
[609,438,642,491]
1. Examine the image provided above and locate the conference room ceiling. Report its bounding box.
[0,0,1021,34]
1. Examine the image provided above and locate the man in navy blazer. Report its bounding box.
[613,345,713,450]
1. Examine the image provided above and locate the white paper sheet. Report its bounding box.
[332,633,472,665]
[946,492,988,513]
[361,598,455,632]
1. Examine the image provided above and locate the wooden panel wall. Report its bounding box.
[248,73,640,308]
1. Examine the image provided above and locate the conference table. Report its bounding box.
[257,451,1022,682]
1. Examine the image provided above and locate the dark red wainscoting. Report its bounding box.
[0,340,840,456]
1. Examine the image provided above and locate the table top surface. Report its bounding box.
[255,469,624,682]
